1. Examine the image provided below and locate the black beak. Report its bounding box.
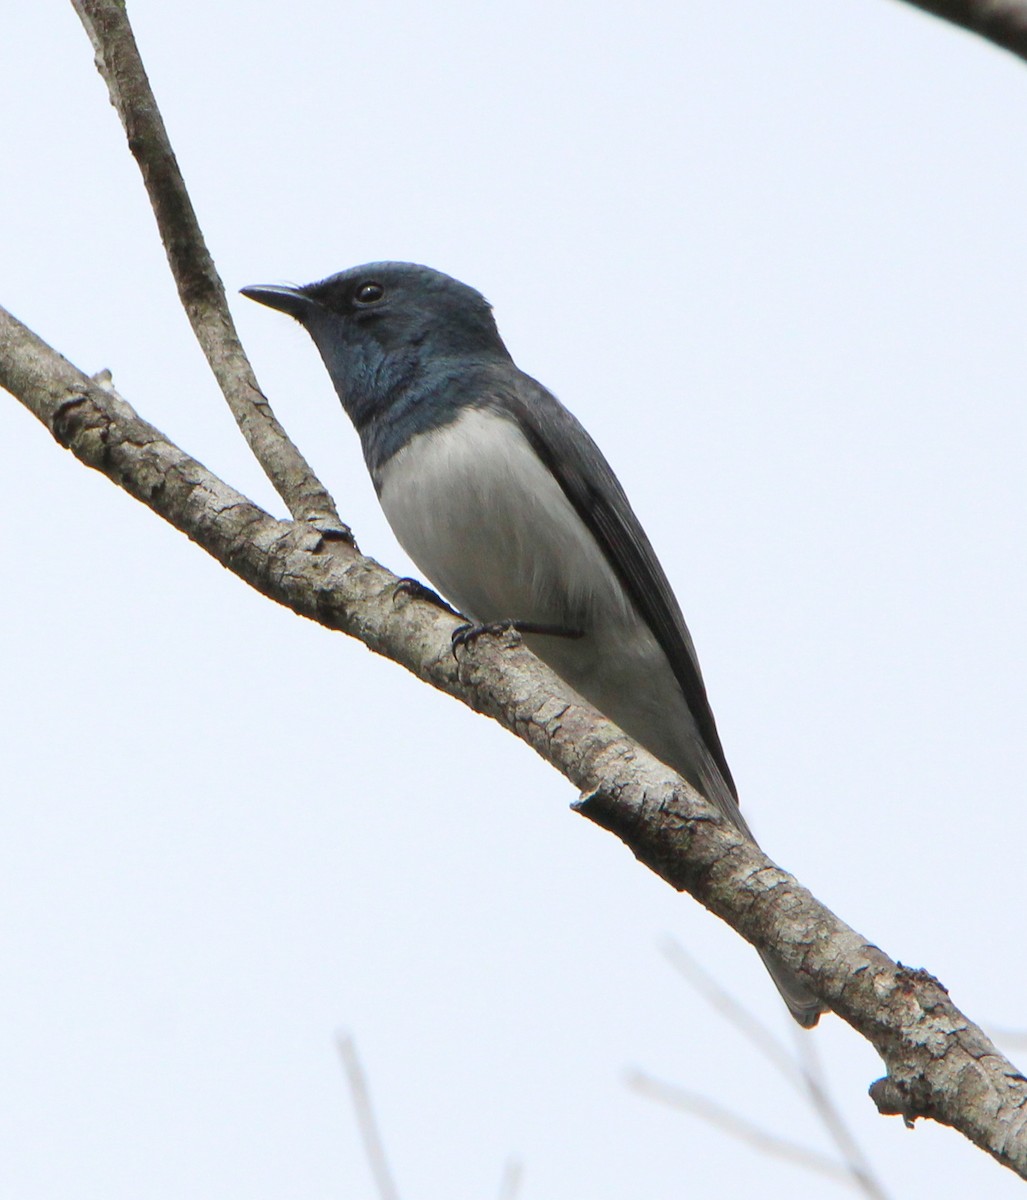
[240,283,318,321]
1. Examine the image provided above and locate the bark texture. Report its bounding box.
[70,0,345,534]
[2,304,1025,1181]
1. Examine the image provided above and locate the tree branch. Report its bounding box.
[661,939,890,1198]
[69,0,346,534]
[626,1070,857,1189]
[336,1035,403,1200]
[2,304,1025,1181]
[893,0,1027,62]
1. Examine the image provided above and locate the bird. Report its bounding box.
[241,262,823,1027]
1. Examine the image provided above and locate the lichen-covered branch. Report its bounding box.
[69,0,345,534]
[2,304,1025,1180]
[894,0,1027,61]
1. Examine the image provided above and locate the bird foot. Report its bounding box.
[393,577,458,616]
[451,619,584,658]
[451,620,519,657]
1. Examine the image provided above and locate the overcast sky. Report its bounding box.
[2,3,1026,1198]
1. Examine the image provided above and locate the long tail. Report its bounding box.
[697,756,825,1028]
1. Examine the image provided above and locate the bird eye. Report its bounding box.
[354,281,385,305]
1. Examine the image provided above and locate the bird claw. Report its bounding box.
[451,620,517,658]
[393,577,458,615]
[450,619,585,659]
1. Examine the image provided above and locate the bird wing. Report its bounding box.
[489,369,738,802]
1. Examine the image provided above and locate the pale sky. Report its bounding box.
[2,3,1025,1197]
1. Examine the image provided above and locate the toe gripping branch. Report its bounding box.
[451,619,584,657]
[392,577,459,615]
[391,580,584,656]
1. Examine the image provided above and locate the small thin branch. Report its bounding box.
[892,0,1027,62]
[2,305,1027,1180]
[626,1070,854,1188]
[69,0,346,534]
[793,1030,891,1200]
[663,938,802,1085]
[497,1157,523,1200]
[662,940,891,1199]
[336,1035,402,1200]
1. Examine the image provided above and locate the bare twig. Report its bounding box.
[626,1070,854,1187]
[336,1035,402,1200]
[893,0,1027,63]
[662,938,801,1085]
[497,1157,524,1200]
[663,939,891,1199]
[69,0,346,534]
[793,1030,891,1200]
[2,303,1026,1179]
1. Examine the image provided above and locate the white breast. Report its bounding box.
[377,406,629,628]
[377,407,714,799]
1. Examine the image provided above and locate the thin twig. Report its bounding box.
[69,0,346,534]
[793,1028,891,1200]
[626,1070,854,1187]
[336,1034,402,1200]
[497,1156,524,1200]
[662,939,891,1199]
[662,937,802,1085]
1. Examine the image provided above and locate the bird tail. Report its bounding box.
[697,759,826,1028]
[757,948,823,1028]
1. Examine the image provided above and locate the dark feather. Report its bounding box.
[489,370,738,803]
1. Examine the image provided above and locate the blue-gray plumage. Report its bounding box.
[241,263,822,1027]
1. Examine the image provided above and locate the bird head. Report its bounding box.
[242,262,510,430]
